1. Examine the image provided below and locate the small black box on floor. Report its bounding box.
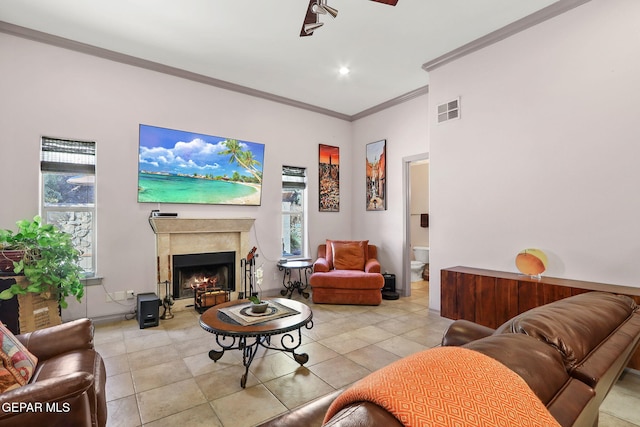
[382,273,399,300]
[137,293,160,329]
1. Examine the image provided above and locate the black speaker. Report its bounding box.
[382,273,399,300]
[0,278,19,334]
[137,293,160,329]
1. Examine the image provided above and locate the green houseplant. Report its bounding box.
[0,216,84,308]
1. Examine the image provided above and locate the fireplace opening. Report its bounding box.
[172,251,235,300]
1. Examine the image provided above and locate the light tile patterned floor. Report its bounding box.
[97,281,640,427]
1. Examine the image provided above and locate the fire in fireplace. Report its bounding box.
[172,251,236,299]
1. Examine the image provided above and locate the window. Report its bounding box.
[40,137,96,276]
[282,166,307,258]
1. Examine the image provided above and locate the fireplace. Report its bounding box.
[172,251,235,299]
[149,217,255,311]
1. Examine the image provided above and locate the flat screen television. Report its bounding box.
[138,124,264,206]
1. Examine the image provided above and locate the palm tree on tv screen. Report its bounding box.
[220,139,262,184]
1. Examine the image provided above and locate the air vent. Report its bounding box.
[437,98,460,123]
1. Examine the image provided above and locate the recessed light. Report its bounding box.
[339,67,350,76]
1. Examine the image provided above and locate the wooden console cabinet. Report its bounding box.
[441,266,640,369]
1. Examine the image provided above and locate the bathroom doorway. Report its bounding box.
[402,153,429,297]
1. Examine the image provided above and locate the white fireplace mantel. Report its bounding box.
[150,217,255,294]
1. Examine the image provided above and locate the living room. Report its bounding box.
[3,0,637,323]
[2,0,640,426]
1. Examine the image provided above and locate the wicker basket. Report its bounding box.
[0,250,24,273]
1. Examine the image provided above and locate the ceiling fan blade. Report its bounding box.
[300,0,318,37]
[370,0,399,5]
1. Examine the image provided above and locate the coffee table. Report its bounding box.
[199,298,313,388]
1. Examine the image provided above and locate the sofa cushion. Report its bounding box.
[332,241,367,271]
[495,292,637,371]
[31,349,101,383]
[0,322,38,386]
[463,334,570,406]
[326,240,368,270]
[570,312,640,388]
[310,271,383,290]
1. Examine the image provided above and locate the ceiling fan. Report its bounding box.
[300,0,399,37]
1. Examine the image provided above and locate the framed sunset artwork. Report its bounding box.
[319,144,339,212]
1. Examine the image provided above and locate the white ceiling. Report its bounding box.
[1,0,566,118]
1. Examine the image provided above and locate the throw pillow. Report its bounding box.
[326,240,368,270]
[0,322,38,386]
[332,241,367,271]
[0,365,21,393]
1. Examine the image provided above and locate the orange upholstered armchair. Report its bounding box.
[309,240,384,305]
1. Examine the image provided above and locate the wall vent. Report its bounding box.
[437,97,460,123]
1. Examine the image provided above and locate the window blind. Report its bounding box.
[41,137,96,174]
[282,165,306,189]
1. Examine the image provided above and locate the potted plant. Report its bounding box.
[0,216,84,309]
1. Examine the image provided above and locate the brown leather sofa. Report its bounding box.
[0,318,107,427]
[310,240,384,305]
[443,291,640,426]
[258,291,640,427]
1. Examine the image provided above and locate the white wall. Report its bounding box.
[0,33,354,319]
[429,0,640,310]
[352,94,430,288]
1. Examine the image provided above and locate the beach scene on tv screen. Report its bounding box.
[138,124,264,205]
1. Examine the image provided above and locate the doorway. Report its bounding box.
[402,153,429,297]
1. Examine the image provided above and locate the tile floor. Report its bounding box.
[97,281,640,427]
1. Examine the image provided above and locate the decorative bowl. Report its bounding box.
[251,301,269,313]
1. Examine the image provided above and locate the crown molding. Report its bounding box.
[422,0,592,72]
[350,86,430,121]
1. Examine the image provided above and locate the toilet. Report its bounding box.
[411,246,429,282]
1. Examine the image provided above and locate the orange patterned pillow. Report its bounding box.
[0,365,21,393]
[332,241,367,271]
[0,322,38,386]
